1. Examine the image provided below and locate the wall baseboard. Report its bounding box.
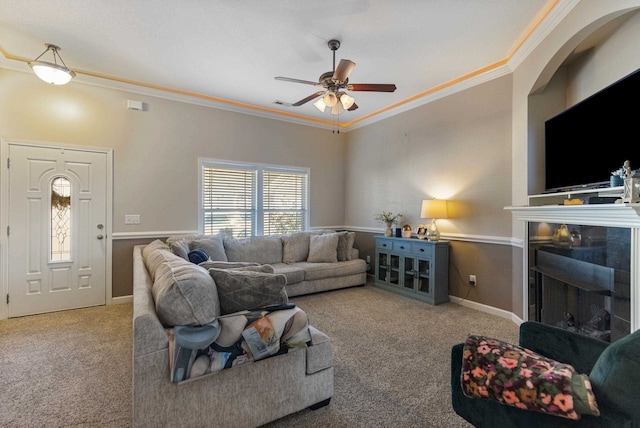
[449,295,523,325]
[112,295,132,305]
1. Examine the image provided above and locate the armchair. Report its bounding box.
[451,321,640,427]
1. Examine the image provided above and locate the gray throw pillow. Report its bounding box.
[169,240,190,260]
[190,232,228,262]
[152,259,220,326]
[334,232,350,261]
[307,233,339,263]
[208,268,288,315]
[281,232,311,263]
[333,231,356,261]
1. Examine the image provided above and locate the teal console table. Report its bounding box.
[374,236,450,305]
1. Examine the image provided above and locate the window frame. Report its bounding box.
[198,158,310,236]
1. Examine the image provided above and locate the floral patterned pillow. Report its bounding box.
[461,335,600,420]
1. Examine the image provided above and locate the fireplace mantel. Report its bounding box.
[506,203,640,228]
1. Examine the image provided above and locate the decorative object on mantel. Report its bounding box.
[621,160,640,203]
[401,224,412,238]
[374,211,403,237]
[612,160,637,189]
[420,199,448,241]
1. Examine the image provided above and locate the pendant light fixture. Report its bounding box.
[28,43,76,85]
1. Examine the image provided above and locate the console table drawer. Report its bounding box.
[411,242,434,257]
[376,238,393,250]
[392,241,411,253]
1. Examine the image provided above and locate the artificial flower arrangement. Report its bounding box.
[374,211,403,225]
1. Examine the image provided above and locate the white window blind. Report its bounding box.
[200,160,309,237]
[263,170,308,235]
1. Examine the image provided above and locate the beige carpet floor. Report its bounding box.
[0,282,520,427]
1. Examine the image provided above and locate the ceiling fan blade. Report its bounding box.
[349,83,397,92]
[333,59,356,83]
[347,102,358,111]
[292,91,325,106]
[275,76,320,86]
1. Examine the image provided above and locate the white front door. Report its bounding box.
[7,144,108,317]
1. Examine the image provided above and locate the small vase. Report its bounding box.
[384,222,393,237]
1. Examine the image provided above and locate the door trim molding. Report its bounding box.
[0,139,113,320]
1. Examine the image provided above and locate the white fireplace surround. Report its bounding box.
[507,198,640,334]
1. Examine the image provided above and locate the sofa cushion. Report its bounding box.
[271,263,305,285]
[307,233,339,263]
[208,268,288,315]
[281,232,311,264]
[461,335,600,420]
[588,328,640,421]
[152,258,220,327]
[224,235,283,264]
[198,261,261,270]
[294,259,365,281]
[190,232,228,262]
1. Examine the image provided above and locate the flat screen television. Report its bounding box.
[544,67,640,192]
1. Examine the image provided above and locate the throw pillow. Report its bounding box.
[281,232,311,264]
[345,231,355,261]
[334,231,356,261]
[188,249,209,264]
[208,268,288,315]
[307,233,339,263]
[152,259,221,327]
[190,232,228,262]
[169,240,190,260]
[461,335,599,420]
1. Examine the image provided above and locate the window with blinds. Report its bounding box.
[200,160,309,237]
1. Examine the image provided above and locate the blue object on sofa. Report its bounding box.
[451,321,640,427]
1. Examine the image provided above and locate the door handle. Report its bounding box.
[97,234,104,240]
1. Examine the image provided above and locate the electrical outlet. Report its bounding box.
[469,274,477,287]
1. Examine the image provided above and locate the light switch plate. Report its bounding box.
[125,214,140,224]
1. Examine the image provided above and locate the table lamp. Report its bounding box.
[420,199,448,241]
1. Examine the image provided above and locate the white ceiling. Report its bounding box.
[0,0,557,130]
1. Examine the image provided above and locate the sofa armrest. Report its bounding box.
[519,321,609,375]
[133,245,169,357]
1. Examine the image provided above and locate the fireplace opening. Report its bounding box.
[528,223,631,342]
[532,250,613,341]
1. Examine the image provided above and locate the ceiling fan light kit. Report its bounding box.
[275,39,396,114]
[28,43,76,85]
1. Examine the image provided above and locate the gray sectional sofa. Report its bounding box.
[167,230,367,297]
[132,230,366,427]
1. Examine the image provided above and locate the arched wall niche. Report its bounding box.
[526,8,640,195]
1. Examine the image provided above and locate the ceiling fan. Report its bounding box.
[275,39,397,114]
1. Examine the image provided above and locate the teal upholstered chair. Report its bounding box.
[451,321,640,427]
